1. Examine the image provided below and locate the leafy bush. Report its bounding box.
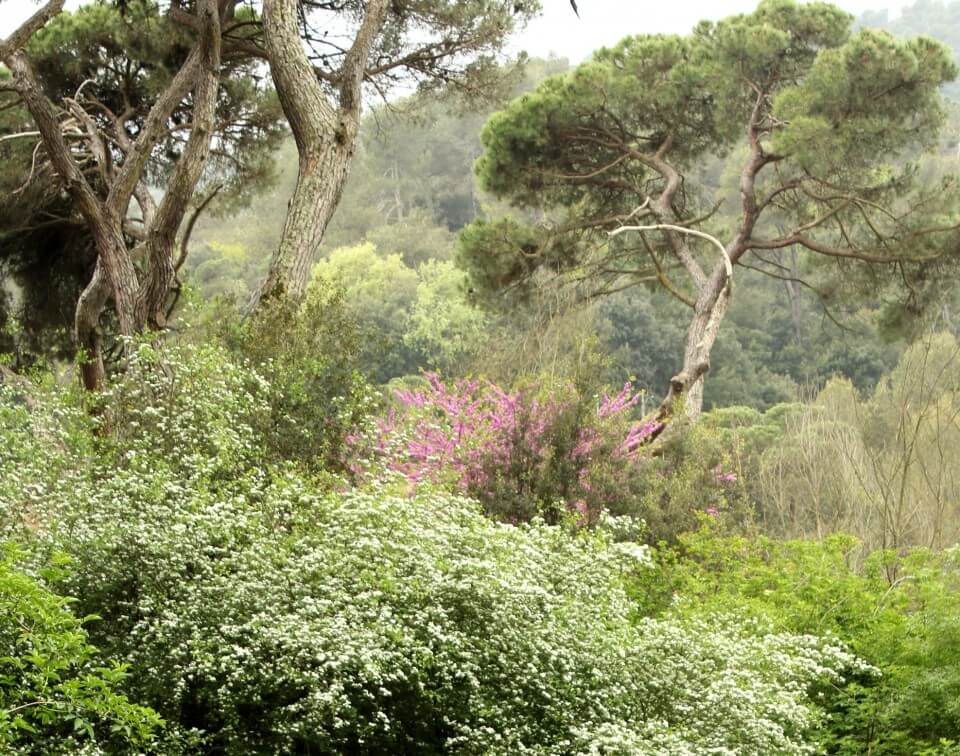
[308,244,490,381]
[26,482,864,754]
[0,351,867,754]
[656,528,960,754]
[311,242,421,380]
[0,544,161,754]
[215,284,378,471]
[349,374,785,540]
[577,404,786,543]
[403,258,490,376]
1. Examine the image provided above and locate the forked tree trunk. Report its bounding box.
[136,0,221,327]
[10,45,141,388]
[609,220,734,426]
[251,0,388,308]
[3,0,221,390]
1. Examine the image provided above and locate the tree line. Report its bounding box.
[4,0,960,435]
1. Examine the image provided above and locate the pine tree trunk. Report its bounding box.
[6,0,221,390]
[75,260,110,391]
[660,268,731,422]
[137,0,221,326]
[251,0,388,308]
[255,140,354,302]
[73,220,140,391]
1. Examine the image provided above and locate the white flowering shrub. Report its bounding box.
[98,340,272,479]
[0,378,93,538]
[0,346,867,753]
[0,341,269,542]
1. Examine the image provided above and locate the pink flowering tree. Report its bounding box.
[349,374,662,523]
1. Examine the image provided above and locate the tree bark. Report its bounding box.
[255,137,354,302]
[660,267,731,422]
[655,91,769,423]
[137,0,221,327]
[75,259,111,391]
[251,0,389,307]
[608,211,733,424]
[7,49,141,347]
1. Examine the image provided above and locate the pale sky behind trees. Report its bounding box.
[514,0,910,61]
[1,0,912,62]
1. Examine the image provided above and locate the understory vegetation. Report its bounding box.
[4,0,960,752]
[3,331,960,753]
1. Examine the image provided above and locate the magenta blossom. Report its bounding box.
[713,465,738,483]
[349,375,661,521]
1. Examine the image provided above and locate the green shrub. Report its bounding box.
[41,485,863,754]
[0,350,866,754]
[656,528,960,754]
[615,419,754,542]
[749,334,960,551]
[213,283,378,471]
[0,544,161,754]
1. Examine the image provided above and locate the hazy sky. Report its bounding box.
[0,0,914,62]
[516,0,911,62]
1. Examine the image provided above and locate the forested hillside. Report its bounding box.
[3,1,960,753]
[186,26,958,411]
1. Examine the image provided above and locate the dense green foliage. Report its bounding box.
[308,243,488,381]
[2,320,959,753]
[654,530,960,754]
[0,545,162,753]
[861,0,960,98]
[3,334,959,752]
[0,343,875,754]
[214,287,376,472]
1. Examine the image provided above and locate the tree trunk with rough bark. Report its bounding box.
[251,0,389,308]
[256,138,355,302]
[136,0,221,327]
[659,267,731,423]
[75,260,112,390]
[8,46,140,385]
[655,98,769,425]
